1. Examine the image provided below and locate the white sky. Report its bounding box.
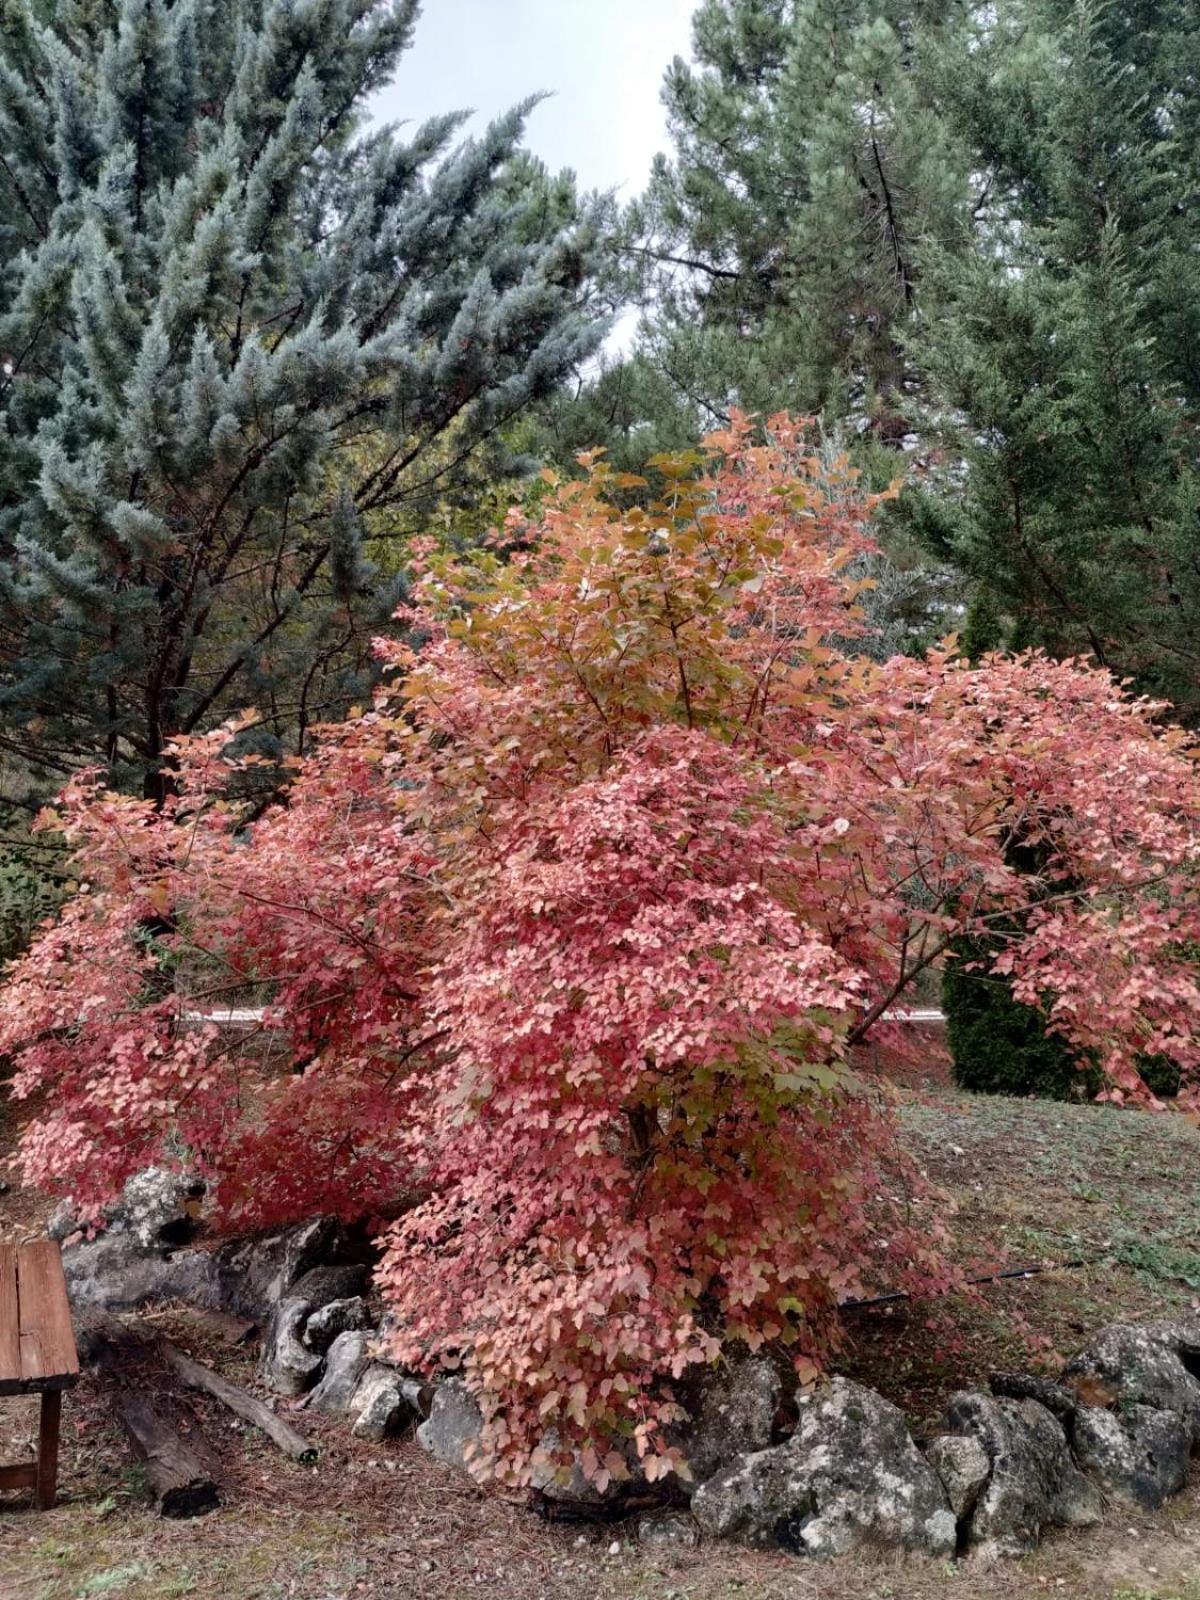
[376,0,698,199]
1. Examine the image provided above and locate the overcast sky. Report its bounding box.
[376,0,698,199]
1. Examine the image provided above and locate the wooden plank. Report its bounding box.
[16,1241,79,1387]
[35,1390,62,1509]
[0,1369,80,1397]
[0,1246,19,1385]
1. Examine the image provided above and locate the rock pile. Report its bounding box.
[56,1189,1200,1564]
[691,1378,957,1559]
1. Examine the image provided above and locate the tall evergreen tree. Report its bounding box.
[0,0,605,798]
[627,0,972,431]
[912,0,1200,717]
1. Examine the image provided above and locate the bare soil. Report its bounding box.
[5,1074,1200,1600]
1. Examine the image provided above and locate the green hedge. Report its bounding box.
[943,937,1181,1099]
[0,845,64,967]
[943,938,1096,1099]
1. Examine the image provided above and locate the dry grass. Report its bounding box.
[6,1077,1200,1599]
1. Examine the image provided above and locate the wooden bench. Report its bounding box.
[0,1240,80,1508]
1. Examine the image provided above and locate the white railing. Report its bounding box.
[182,1005,947,1027]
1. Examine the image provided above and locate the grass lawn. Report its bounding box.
[6,1078,1200,1600]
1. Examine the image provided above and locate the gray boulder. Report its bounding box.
[62,1210,370,1319]
[529,1428,644,1506]
[675,1355,781,1488]
[115,1167,201,1249]
[942,1391,1100,1559]
[1064,1323,1200,1432]
[290,1262,371,1308]
[56,1167,208,1310]
[691,1377,956,1559]
[636,1513,700,1550]
[303,1297,369,1354]
[209,1217,359,1318]
[1072,1401,1191,1509]
[1062,1322,1200,1507]
[310,1330,372,1415]
[417,1379,485,1472]
[52,1167,200,1251]
[925,1433,990,1520]
[261,1297,321,1396]
[63,1241,219,1311]
[349,1365,417,1443]
[272,1217,353,1301]
[989,1372,1077,1424]
[1152,1314,1200,1374]
[48,1199,81,1241]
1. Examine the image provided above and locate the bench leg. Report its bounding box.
[35,1390,61,1510]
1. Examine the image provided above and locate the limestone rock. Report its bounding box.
[115,1167,201,1250]
[943,1391,1100,1558]
[636,1513,700,1550]
[272,1217,352,1302]
[62,1210,367,1319]
[349,1364,415,1442]
[691,1377,956,1559]
[48,1200,81,1241]
[62,1241,219,1312]
[56,1167,207,1310]
[676,1355,782,1488]
[208,1217,366,1319]
[290,1262,371,1308]
[1071,1401,1191,1509]
[925,1433,990,1520]
[1064,1324,1200,1432]
[303,1297,369,1354]
[417,1379,485,1472]
[52,1167,200,1252]
[1062,1322,1200,1507]
[261,1297,321,1396]
[1151,1314,1200,1372]
[988,1372,1077,1424]
[528,1428,642,1506]
[310,1330,372,1415]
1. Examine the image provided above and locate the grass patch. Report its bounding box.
[74,1564,156,1598]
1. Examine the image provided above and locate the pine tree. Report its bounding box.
[519,349,700,478]
[627,0,973,431]
[531,0,973,651]
[0,0,605,799]
[912,0,1200,717]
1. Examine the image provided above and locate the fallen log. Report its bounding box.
[107,1387,220,1517]
[80,1313,220,1517]
[159,1338,317,1462]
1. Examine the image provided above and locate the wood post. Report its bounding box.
[35,1389,61,1509]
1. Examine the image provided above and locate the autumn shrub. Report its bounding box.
[3,416,1200,1487]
